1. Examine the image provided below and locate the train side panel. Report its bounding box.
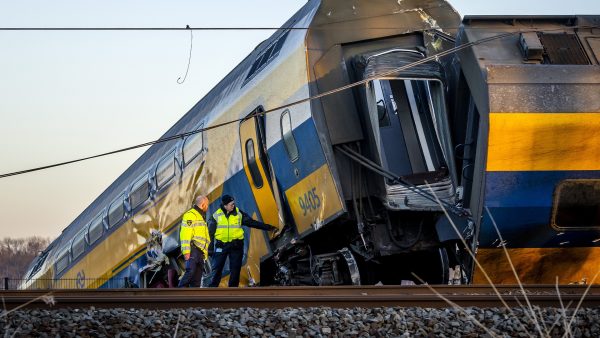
[456,16,600,284]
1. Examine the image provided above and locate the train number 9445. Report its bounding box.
[298,187,321,216]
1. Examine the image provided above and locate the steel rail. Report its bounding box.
[2,285,600,310]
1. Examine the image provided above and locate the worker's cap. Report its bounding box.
[221,194,234,205]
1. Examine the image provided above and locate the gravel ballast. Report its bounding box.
[2,306,600,337]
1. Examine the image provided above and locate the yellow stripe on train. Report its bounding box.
[487,113,600,171]
[285,164,344,235]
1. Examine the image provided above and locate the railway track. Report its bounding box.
[2,285,600,310]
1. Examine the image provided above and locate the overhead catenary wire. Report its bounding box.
[0,24,598,180]
[0,3,458,31]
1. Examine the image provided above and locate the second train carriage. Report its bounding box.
[21,0,600,289]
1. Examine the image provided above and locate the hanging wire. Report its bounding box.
[177,25,193,84]
[0,24,597,180]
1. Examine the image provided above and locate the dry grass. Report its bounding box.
[423,182,600,338]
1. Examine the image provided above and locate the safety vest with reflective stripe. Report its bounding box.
[213,207,243,243]
[180,208,210,258]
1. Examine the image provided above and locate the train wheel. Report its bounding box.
[410,247,450,285]
[357,247,450,285]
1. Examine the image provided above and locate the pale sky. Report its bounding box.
[0,0,598,239]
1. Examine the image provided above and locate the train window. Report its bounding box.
[26,250,50,280]
[156,151,176,189]
[88,213,104,244]
[182,126,204,166]
[71,229,87,260]
[280,110,299,162]
[108,195,125,228]
[130,175,150,210]
[373,80,391,128]
[245,139,263,188]
[55,249,70,274]
[243,30,290,84]
[552,180,600,230]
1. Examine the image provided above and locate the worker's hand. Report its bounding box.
[184,253,190,261]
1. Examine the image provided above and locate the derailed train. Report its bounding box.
[22,0,600,289]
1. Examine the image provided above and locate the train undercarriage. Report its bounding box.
[266,204,472,286]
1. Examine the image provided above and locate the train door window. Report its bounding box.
[280,110,299,162]
[552,179,600,230]
[182,126,204,166]
[130,175,150,210]
[108,194,125,228]
[245,139,263,188]
[156,151,176,189]
[55,249,70,274]
[71,229,87,260]
[88,213,104,245]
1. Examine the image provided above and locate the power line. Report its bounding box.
[0,27,309,31]
[0,25,597,179]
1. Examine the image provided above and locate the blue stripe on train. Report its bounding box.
[105,118,327,287]
[268,118,326,192]
[480,170,600,248]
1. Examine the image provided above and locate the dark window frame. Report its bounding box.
[108,194,126,228]
[156,150,177,189]
[280,109,299,162]
[71,229,87,260]
[243,30,290,85]
[88,213,105,245]
[182,124,205,166]
[551,179,600,231]
[26,250,50,280]
[55,249,70,274]
[245,138,264,188]
[129,174,150,210]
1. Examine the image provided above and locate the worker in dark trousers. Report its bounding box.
[178,195,210,287]
[208,194,277,287]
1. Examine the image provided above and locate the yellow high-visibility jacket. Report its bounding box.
[179,207,210,258]
[213,207,243,243]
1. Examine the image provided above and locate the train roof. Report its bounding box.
[46,0,463,254]
[50,0,320,250]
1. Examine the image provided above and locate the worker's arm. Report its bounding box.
[207,214,217,255]
[240,211,277,231]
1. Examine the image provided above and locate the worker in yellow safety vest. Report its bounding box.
[208,194,277,287]
[178,195,210,287]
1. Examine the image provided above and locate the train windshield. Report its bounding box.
[370,78,450,185]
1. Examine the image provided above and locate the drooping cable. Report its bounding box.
[0,25,597,179]
[335,144,467,218]
[176,26,193,84]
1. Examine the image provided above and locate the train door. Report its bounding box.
[239,108,284,282]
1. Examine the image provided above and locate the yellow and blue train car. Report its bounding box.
[455,16,600,284]
[21,1,600,289]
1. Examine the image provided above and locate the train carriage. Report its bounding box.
[21,0,600,289]
[455,15,600,284]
